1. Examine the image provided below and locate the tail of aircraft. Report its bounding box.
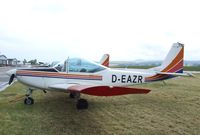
[100,54,110,67]
[146,43,185,82]
[159,42,184,73]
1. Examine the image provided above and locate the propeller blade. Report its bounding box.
[8,74,15,85]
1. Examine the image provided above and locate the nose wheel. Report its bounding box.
[24,97,34,105]
[24,88,34,105]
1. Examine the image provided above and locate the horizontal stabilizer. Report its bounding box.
[156,71,194,77]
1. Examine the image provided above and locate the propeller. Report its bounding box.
[6,69,17,85]
[8,74,15,85]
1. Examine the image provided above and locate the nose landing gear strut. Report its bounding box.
[24,88,34,105]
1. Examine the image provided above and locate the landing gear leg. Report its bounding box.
[75,93,88,110]
[24,88,34,105]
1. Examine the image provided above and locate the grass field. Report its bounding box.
[184,66,200,71]
[0,75,200,135]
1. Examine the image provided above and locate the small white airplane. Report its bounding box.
[6,42,190,109]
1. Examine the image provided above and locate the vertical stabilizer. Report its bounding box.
[160,42,184,73]
[100,54,110,67]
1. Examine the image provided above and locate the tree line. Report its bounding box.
[23,59,44,65]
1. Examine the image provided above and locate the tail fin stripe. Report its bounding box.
[100,54,109,67]
[102,59,109,66]
[146,43,184,82]
[147,48,183,80]
[174,68,183,74]
[146,64,183,81]
[146,59,183,80]
[167,59,183,73]
[162,48,183,72]
[175,68,183,73]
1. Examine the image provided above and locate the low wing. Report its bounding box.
[49,83,151,96]
[156,71,194,77]
[48,83,77,91]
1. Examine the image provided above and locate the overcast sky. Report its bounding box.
[0,0,200,62]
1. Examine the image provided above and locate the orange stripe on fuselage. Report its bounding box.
[16,70,102,79]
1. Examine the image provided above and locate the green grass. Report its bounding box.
[184,66,200,71]
[112,66,200,71]
[111,66,154,69]
[0,75,200,135]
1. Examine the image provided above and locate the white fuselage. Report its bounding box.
[16,68,155,91]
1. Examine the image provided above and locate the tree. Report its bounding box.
[23,59,27,65]
[28,59,37,65]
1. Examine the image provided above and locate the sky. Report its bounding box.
[0,0,200,62]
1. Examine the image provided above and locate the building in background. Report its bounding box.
[7,58,18,66]
[0,55,7,66]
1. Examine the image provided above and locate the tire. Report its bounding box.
[76,99,88,110]
[69,93,75,98]
[24,97,34,105]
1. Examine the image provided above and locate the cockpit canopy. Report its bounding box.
[54,58,106,73]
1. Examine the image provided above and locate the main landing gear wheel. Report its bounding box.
[24,97,34,105]
[76,99,88,110]
[69,92,75,98]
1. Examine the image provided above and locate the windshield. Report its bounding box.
[54,58,106,73]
